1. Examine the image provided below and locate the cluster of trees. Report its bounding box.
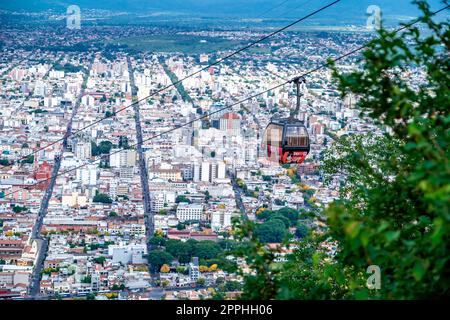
[85,241,114,251]
[111,284,126,291]
[54,63,83,73]
[148,238,239,273]
[211,279,244,299]
[108,211,118,218]
[0,159,11,166]
[105,111,115,118]
[91,141,113,156]
[286,167,300,184]
[93,256,106,265]
[254,207,308,243]
[93,192,113,204]
[42,267,59,275]
[255,219,287,243]
[12,205,28,213]
[20,155,34,164]
[175,195,191,204]
[148,238,221,264]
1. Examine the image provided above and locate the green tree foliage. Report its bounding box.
[254,220,287,243]
[232,220,282,299]
[176,223,186,230]
[235,1,450,300]
[175,195,191,204]
[91,141,113,156]
[147,250,174,271]
[196,278,206,286]
[94,256,106,265]
[295,224,308,239]
[108,211,118,218]
[164,239,223,264]
[165,239,193,263]
[148,236,167,247]
[86,293,96,300]
[12,205,28,213]
[93,193,113,204]
[277,207,299,226]
[224,281,243,292]
[193,240,222,260]
[268,213,290,228]
[320,1,450,299]
[256,207,300,227]
[20,155,34,164]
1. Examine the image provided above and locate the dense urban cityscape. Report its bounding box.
[0,0,448,303]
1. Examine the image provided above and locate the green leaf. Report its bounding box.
[345,221,361,238]
[412,260,430,282]
[384,231,400,243]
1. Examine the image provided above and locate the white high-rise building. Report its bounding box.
[119,166,134,181]
[195,160,227,183]
[75,141,92,160]
[110,149,136,168]
[211,210,232,231]
[81,95,95,107]
[150,191,176,213]
[201,162,210,182]
[76,165,98,186]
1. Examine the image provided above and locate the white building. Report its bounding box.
[110,149,136,168]
[211,210,232,231]
[108,244,147,265]
[195,160,226,183]
[176,203,204,222]
[150,191,176,213]
[76,165,98,186]
[119,166,134,181]
[81,95,95,107]
[74,141,92,160]
[189,257,200,283]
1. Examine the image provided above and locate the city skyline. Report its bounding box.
[0,0,448,305]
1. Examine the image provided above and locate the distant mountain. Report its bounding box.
[0,0,446,25]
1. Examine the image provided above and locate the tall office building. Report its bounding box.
[75,164,98,186]
[74,141,92,160]
[194,160,226,183]
[110,149,136,168]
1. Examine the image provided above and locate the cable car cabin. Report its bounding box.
[262,118,310,165]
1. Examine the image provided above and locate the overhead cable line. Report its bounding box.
[2,0,341,167]
[4,3,448,199]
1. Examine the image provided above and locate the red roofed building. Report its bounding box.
[34,161,52,190]
[0,238,25,263]
[167,229,218,241]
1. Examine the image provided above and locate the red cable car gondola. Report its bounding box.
[261,77,310,165]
